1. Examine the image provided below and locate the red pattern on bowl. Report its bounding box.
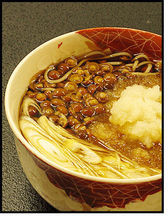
[32,153,161,208]
[77,27,161,60]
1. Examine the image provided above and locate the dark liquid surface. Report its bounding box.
[20,53,162,170]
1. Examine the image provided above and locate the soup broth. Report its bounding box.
[19,51,162,179]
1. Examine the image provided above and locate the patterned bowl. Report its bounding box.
[5,27,162,211]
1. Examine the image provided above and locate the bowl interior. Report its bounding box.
[5,27,162,183]
[77,27,161,60]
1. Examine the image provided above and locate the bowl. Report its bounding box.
[5,27,162,211]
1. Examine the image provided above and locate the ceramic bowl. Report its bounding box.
[5,27,162,211]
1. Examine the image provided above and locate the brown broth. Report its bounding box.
[20,52,162,171]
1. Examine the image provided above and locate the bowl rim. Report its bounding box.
[5,27,162,184]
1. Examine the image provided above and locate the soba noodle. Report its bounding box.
[19,51,162,179]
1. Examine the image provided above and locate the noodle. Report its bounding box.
[19,51,162,179]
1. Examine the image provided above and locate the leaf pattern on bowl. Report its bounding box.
[77,27,161,60]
